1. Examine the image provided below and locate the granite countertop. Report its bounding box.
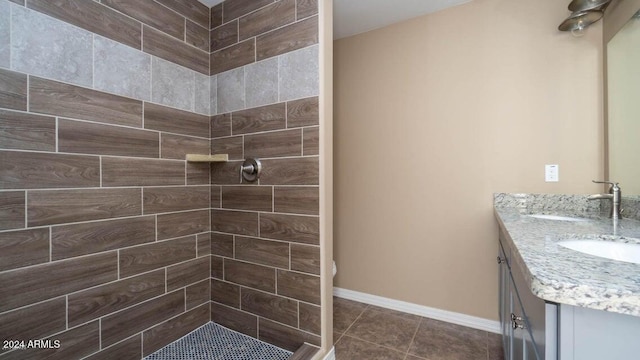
[494,193,640,317]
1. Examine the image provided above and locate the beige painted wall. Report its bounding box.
[333,0,604,320]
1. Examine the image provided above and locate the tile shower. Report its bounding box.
[0,0,322,358]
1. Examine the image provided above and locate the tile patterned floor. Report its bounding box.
[333,297,504,360]
[144,322,292,360]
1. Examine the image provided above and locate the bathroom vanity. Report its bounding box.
[494,193,640,360]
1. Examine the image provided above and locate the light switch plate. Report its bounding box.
[545,164,559,182]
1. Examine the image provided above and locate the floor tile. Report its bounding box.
[488,332,505,360]
[408,318,487,360]
[333,331,343,345]
[334,335,405,360]
[344,305,420,352]
[333,296,368,333]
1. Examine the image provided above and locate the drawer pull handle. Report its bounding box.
[511,313,525,329]
[497,257,505,264]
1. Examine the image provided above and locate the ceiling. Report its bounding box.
[198,0,471,39]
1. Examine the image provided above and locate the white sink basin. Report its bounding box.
[559,240,640,264]
[527,214,591,222]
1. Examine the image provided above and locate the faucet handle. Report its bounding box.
[592,180,619,186]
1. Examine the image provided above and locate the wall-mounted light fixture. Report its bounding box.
[558,0,611,35]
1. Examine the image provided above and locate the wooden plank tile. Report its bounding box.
[83,335,141,360]
[260,157,319,185]
[67,270,165,327]
[260,213,319,245]
[224,259,275,292]
[101,290,185,347]
[211,3,223,29]
[0,298,66,345]
[231,103,286,135]
[258,318,320,352]
[256,16,318,61]
[0,68,27,111]
[222,186,272,211]
[119,235,196,277]
[211,232,233,257]
[0,228,49,272]
[187,162,210,185]
[211,136,244,161]
[235,236,289,268]
[239,0,295,41]
[210,20,238,52]
[210,38,256,75]
[211,279,240,308]
[161,133,209,160]
[144,102,210,137]
[287,96,319,128]
[30,77,143,127]
[186,19,209,52]
[211,113,231,138]
[102,0,184,39]
[52,216,155,260]
[143,26,209,74]
[211,302,257,337]
[143,186,209,214]
[241,287,298,326]
[27,0,141,49]
[186,279,210,310]
[211,255,224,279]
[277,269,320,304]
[211,185,221,208]
[101,157,185,187]
[157,209,210,240]
[244,129,302,158]
[296,0,318,19]
[274,186,318,215]
[0,252,118,312]
[167,257,210,291]
[142,303,209,356]
[211,209,258,236]
[59,119,159,158]
[27,188,141,227]
[303,127,319,155]
[223,0,273,23]
[0,150,100,189]
[0,109,55,151]
[155,0,209,28]
[299,302,321,335]
[290,244,320,275]
[211,160,244,185]
[197,232,212,256]
[0,191,24,230]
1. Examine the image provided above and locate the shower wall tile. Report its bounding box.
[26,321,101,360]
[51,216,156,260]
[303,127,319,155]
[210,38,255,75]
[197,232,212,256]
[224,259,276,292]
[0,68,28,111]
[0,298,66,345]
[244,128,302,158]
[211,232,234,257]
[187,162,211,185]
[297,0,318,19]
[143,186,210,214]
[211,136,243,160]
[222,186,272,211]
[258,318,321,352]
[223,0,274,23]
[217,67,245,113]
[211,209,259,236]
[211,3,223,29]
[299,302,321,335]
[161,133,210,160]
[279,45,319,101]
[186,279,211,310]
[152,57,196,112]
[83,335,141,360]
[211,160,244,184]
[239,0,295,41]
[245,57,278,108]
[211,255,224,278]
[232,103,286,135]
[195,71,211,115]
[274,186,319,215]
[211,113,232,137]
[144,102,210,137]
[211,186,222,208]
[256,16,318,61]
[186,20,210,52]
[260,157,319,185]
[166,256,210,291]
[210,20,239,53]
[0,228,49,272]
[11,5,93,87]
[119,235,196,278]
[0,0,9,68]
[94,36,151,101]
[0,109,56,151]
[277,270,320,305]
[211,279,240,307]
[287,96,319,128]
[211,302,258,337]
[30,76,143,127]
[101,290,185,347]
[102,0,184,40]
[142,303,209,356]
[143,26,209,75]
[156,210,210,240]
[58,119,159,158]
[0,191,24,231]
[290,244,320,275]
[27,188,142,227]
[26,0,142,49]
[241,288,298,326]
[234,236,289,268]
[156,0,209,29]
[101,157,185,187]
[260,213,319,245]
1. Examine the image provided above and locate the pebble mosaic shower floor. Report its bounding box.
[144,322,293,360]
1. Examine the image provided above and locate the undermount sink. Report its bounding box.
[559,239,640,265]
[527,214,591,222]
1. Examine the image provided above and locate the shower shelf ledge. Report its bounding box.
[185,154,229,162]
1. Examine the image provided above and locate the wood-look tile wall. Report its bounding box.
[0,1,212,358]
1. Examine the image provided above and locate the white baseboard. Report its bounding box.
[321,347,335,360]
[333,287,500,334]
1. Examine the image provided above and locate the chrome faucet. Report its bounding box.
[588,180,622,219]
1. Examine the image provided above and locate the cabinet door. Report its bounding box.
[498,243,512,359]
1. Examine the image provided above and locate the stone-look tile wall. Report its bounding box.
[0,0,212,358]
[208,0,321,352]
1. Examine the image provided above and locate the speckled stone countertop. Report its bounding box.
[494,193,640,317]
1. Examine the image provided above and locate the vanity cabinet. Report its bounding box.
[498,231,557,360]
